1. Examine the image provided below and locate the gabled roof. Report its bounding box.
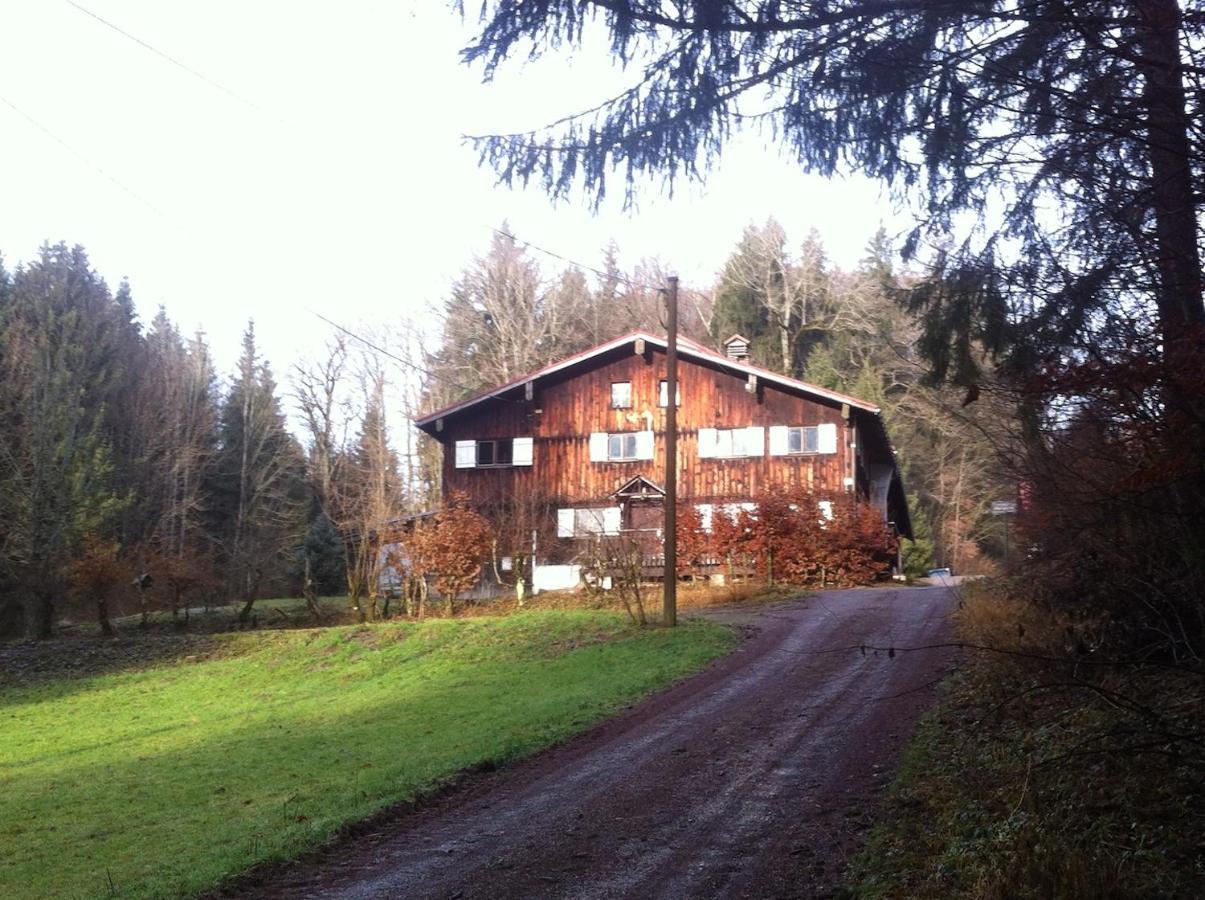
[613,474,666,498]
[414,330,880,428]
[415,330,911,539]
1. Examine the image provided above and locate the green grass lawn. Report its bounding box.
[1,610,733,899]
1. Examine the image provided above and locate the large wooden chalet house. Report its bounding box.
[415,331,911,591]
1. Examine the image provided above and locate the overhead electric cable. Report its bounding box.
[0,92,171,221]
[62,0,272,116]
[489,225,661,293]
[307,309,525,405]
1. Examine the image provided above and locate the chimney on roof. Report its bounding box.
[723,334,750,362]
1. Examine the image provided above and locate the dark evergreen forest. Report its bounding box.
[0,228,1008,639]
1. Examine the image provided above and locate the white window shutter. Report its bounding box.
[589,432,608,462]
[697,503,714,533]
[636,430,655,460]
[745,426,765,457]
[455,440,476,468]
[768,426,789,456]
[603,507,622,535]
[557,508,575,538]
[818,423,838,454]
[818,500,834,521]
[697,427,717,459]
[512,436,533,466]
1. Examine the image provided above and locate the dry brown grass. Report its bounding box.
[450,578,795,621]
[845,578,1205,899]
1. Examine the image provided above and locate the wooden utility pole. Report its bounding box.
[664,276,679,627]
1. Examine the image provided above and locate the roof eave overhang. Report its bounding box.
[414,331,880,433]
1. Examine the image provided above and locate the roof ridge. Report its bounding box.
[414,330,879,426]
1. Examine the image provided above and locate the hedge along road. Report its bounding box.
[229,586,955,900]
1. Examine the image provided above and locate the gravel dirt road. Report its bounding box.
[233,586,955,899]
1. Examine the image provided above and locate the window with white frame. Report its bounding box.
[788,426,819,454]
[698,426,765,459]
[608,433,638,460]
[454,437,534,468]
[769,423,838,456]
[476,438,513,467]
[557,507,622,537]
[610,381,632,409]
[589,431,654,462]
[658,379,681,407]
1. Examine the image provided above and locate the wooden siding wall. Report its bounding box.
[436,347,856,508]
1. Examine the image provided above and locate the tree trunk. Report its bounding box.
[303,556,324,624]
[97,596,114,637]
[34,591,54,640]
[237,568,261,626]
[1136,0,1205,496]
[1137,0,1205,342]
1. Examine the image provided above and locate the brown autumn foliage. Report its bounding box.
[704,491,896,588]
[675,505,710,575]
[407,492,493,616]
[1012,329,1205,658]
[153,549,219,628]
[64,534,130,637]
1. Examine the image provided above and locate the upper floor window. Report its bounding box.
[658,379,681,407]
[769,423,838,456]
[611,381,632,409]
[788,426,819,454]
[476,439,512,467]
[454,437,534,468]
[609,433,638,460]
[589,430,654,462]
[697,426,765,459]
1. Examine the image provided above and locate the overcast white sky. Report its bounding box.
[1,0,911,375]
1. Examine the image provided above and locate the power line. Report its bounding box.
[490,226,663,294]
[307,309,524,405]
[486,226,710,327]
[0,92,172,221]
[62,0,271,117]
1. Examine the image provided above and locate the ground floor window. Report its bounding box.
[476,438,513,467]
[557,507,622,537]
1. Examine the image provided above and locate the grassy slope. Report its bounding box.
[1,611,733,899]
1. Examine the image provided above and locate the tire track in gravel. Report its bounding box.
[231,586,955,900]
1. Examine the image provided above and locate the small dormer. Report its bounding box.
[723,334,751,362]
